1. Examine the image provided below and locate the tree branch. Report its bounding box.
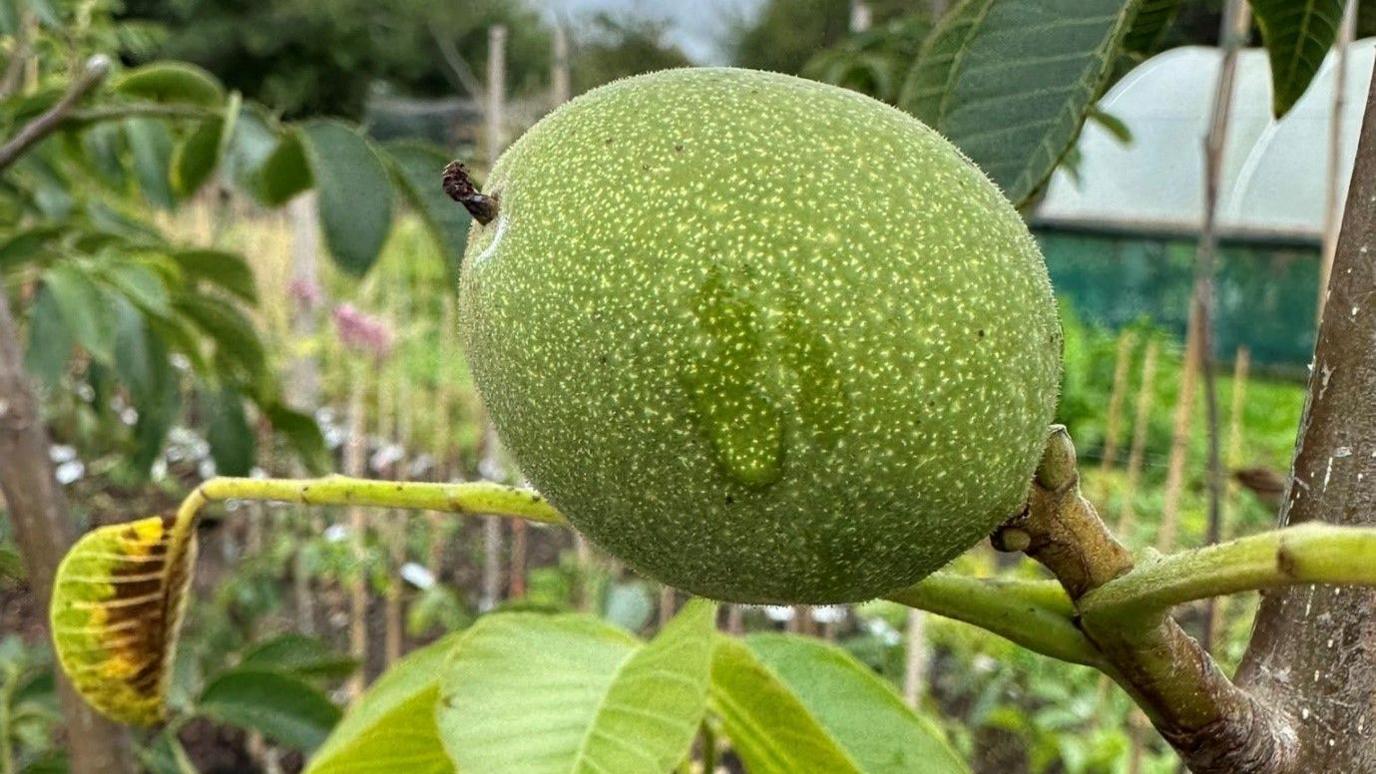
[992,426,1297,773]
[0,55,110,174]
[1234,55,1376,772]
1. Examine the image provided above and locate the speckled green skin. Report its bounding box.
[460,68,1061,604]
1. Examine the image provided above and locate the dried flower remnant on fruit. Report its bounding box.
[442,161,500,225]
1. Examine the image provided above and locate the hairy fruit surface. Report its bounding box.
[460,68,1061,603]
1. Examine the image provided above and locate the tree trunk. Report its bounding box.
[1234,58,1376,772]
[0,294,137,773]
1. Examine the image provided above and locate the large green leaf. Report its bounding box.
[1252,0,1346,118]
[0,226,60,272]
[900,0,1140,206]
[171,119,223,197]
[240,634,356,683]
[711,635,968,774]
[23,285,71,388]
[0,0,16,36]
[198,668,340,752]
[254,131,312,206]
[114,62,224,107]
[43,263,115,364]
[262,402,330,475]
[382,141,471,281]
[81,123,128,190]
[305,632,467,774]
[102,261,172,317]
[438,600,717,774]
[125,118,176,210]
[112,300,180,474]
[203,387,254,476]
[174,292,267,380]
[300,121,394,277]
[169,249,257,303]
[1123,0,1182,54]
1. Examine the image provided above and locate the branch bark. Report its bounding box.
[0,287,136,772]
[991,428,1296,772]
[1234,55,1376,772]
[0,55,109,173]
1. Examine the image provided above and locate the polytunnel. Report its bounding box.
[1030,41,1376,370]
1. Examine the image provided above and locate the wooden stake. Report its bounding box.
[1196,0,1250,654]
[726,605,744,635]
[384,283,411,665]
[1158,315,1201,553]
[1225,347,1251,471]
[1210,347,1252,649]
[551,23,571,108]
[1117,340,1160,535]
[478,24,508,613]
[428,296,456,577]
[902,610,928,708]
[345,361,370,699]
[1100,330,1136,475]
[850,0,873,32]
[659,586,676,630]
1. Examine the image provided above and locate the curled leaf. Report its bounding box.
[49,512,197,725]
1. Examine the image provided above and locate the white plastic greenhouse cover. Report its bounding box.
[1033,40,1376,241]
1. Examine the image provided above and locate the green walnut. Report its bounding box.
[456,68,1061,604]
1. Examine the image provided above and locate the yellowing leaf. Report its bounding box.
[49,512,197,725]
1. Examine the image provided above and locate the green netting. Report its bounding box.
[1036,226,1318,372]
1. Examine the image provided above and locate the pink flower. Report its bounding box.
[333,303,394,361]
[289,277,324,310]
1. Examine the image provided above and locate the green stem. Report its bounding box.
[886,573,1104,668]
[181,476,566,528]
[1081,522,1376,623]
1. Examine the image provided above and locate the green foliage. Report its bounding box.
[732,0,928,75]
[299,121,394,277]
[239,634,359,682]
[197,668,341,751]
[116,0,553,119]
[569,14,694,96]
[804,15,934,103]
[438,602,716,773]
[1251,0,1348,117]
[307,632,465,774]
[0,637,61,773]
[712,635,967,773]
[901,0,1142,207]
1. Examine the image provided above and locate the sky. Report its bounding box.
[541,0,765,63]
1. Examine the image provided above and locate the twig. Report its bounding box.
[887,572,1102,668]
[0,54,110,173]
[183,476,564,526]
[1082,523,1376,621]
